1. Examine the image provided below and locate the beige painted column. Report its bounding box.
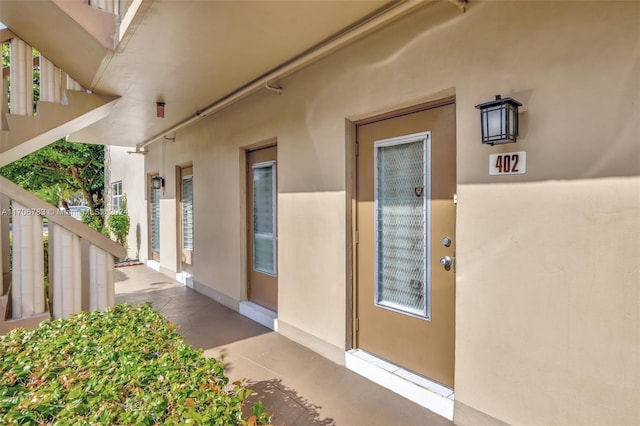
[11,202,45,318]
[1,59,7,129]
[51,224,82,318]
[66,75,82,92]
[90,0,116,14]
[9,38,33,116]
[0,196,6,294]
[39,55,62,103]
[89,244,114,310]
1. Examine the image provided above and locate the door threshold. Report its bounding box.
[345,349,454,420]
[239,301,278,331]
[175,271,193,287]
[146,259,161,272]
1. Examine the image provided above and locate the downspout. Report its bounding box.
[136,0,465,152]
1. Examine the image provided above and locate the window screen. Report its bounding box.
[374,133,430,318]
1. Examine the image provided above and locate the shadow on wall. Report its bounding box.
[245,378,335,426]
[136,223,141,259]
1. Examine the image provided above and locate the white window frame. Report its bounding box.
[112,180,123,213]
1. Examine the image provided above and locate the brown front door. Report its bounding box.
[178,165,194,275]
[247,146,278,311]
[356,102,456,388]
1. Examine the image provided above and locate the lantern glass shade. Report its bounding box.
[151,176,164,190]
[475,96,522,145]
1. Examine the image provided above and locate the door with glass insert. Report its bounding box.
[356,103,456,388]
[148,174,161,261]
[247,146,278,311]
[179,165,194,275]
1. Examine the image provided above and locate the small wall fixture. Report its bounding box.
[475,95,522,145]
[151,176,165,190]
[156,101,165,118]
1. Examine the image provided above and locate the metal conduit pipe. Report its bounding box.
[136,0,459,152]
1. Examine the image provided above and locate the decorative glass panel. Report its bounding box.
[151,186,160,253]
[374,134,430,318]
[182,176,194,251]
[253,162,276,275]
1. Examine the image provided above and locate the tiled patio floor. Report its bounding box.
[115,265,454,426]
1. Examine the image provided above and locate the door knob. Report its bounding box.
[440,256,452,268]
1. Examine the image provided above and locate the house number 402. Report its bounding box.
[489,151,527,176]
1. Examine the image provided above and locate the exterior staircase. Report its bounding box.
[0,28,119,167]
[0,176,126,334]
[0,0,129,332]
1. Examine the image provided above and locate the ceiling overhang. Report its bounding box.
[2,0,466,149]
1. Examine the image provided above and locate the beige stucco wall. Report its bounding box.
[456,178,640,426]
[141,1,639,424]
[108,146,147,261]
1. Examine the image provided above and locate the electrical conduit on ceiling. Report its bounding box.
[136,0,467,152]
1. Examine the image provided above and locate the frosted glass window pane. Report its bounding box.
[375,138,427,317]
[253,164,275,275]
[253,167,274,235]
[254,235,274,273]
[182,176,193,251]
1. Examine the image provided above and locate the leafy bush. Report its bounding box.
[0,303,272,425]
[80,209,107,237]
[107,213,130,245]
[107,214,130,245]
[107,196,130,259]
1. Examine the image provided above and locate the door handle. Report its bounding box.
[440,256,452,269]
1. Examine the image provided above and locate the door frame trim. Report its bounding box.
[346,95,456,349]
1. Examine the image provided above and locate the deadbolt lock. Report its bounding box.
[442,237,452,247]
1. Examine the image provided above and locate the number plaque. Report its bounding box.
[489,151,526,175]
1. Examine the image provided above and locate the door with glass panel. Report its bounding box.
[148,174,161,261]
[178,165,194,275]
[356,102,456,388]
[247,146,278,311]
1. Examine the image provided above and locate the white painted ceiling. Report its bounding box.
[68,0,393,147]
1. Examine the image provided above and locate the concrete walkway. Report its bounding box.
[115,265,453,426]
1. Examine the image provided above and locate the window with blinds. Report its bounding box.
[252,161,276,275]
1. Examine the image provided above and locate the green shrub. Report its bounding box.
[108,196,130,258]
[80,210,107,237]
[107,213,130,245]
[0,303,272,425]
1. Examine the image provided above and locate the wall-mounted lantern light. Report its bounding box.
[475,95,522,145]
[156,101,165,118]
[151,176,165,190]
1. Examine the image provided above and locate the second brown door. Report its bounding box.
[247,146,278,311]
